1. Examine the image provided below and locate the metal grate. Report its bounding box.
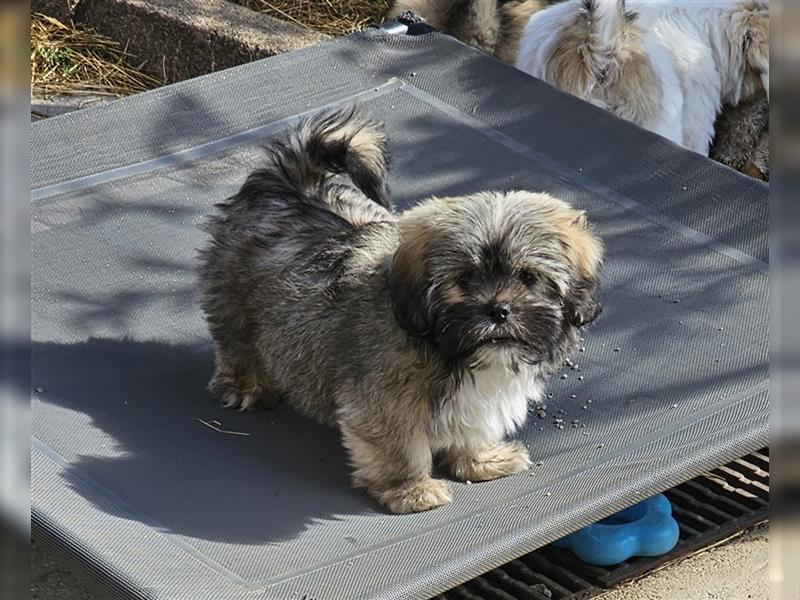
[436,448,769,600]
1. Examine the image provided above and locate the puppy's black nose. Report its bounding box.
[489,303,511,323]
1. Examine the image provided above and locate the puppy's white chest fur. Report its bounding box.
[431,362,541,451]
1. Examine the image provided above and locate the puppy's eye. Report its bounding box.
[518,270,537,286]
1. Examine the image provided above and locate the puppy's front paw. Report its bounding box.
[207,371,279,412]
[446,441,532,482]
[376,478,453,513]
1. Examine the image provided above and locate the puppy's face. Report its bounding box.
[390,191,603,369]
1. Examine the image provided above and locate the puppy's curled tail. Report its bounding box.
[581,0,639,83]
[521,0,642,102]
[259,108,391,209]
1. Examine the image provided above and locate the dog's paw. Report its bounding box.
[376,478,453,513]
[446,441,532,482]
[219,388,276,411]
[207,372,279,412]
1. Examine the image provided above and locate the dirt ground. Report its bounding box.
[30,539,108,600]
[31,523,769,600]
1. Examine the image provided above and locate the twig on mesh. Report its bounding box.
[194,417,252,437]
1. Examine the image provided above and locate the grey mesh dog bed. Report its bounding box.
[31,25,768,600]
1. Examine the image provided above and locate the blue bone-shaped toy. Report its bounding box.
[553,493,680,566]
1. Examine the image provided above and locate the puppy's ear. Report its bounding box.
[389,222,435,338]
[562,209,604,327]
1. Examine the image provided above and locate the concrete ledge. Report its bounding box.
[63,0,328,82]
[73,0,329,82]
[32,0,76,23]
[31,94,114,120]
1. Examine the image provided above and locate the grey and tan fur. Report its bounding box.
[386,0,551,63]
[199,109,603,513]
[710,91,769,180]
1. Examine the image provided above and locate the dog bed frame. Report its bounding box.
[31,24,768,600]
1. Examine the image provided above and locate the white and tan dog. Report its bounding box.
[516,0,769,155]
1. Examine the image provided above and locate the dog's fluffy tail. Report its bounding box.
[565,0,639,92]
[257,108,391,209]
[518,0,643,99]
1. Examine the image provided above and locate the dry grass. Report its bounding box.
[31,13,162,98]
[235,0,392,36]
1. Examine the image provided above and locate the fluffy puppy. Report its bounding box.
[199,109,603,513]
[386,0,551,63]
[516,0,769,155]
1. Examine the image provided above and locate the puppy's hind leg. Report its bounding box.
[443,440,532,482]
[340,420,452,513]
[207,345,280,411]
